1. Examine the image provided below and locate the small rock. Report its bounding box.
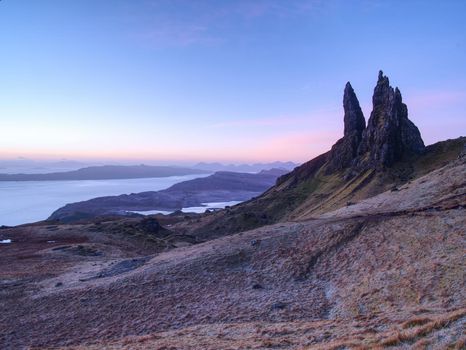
[250,239,261,247]
[55,282,63,287]
[271,302,287,310]
[252,283,263,290]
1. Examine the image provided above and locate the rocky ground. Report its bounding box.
[1,157,464,349]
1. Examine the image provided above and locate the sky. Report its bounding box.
[0,0,465,164]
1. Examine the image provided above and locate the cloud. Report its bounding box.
[209,116,306,128]
[209,108,341,129]
[128,0,325,48]
[136,23,221,48]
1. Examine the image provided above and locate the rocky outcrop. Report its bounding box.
[326,82,366,172]
[357,71,425,168]
[326,71,425,173]
[180,73,459,238]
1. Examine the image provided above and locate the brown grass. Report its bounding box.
[454,337,466,350]
[309,308,466,350]
[60,308,465,350]
[401,317,431,329]
[380,308,466,347]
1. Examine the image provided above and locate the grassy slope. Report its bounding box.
[184,137,465,237]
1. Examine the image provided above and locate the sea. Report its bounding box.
[0,174,215,226]
[132,201,243,216]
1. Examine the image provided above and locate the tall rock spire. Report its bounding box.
[326,82,366,172]
[343,82,366,138]
[357,71,425,168]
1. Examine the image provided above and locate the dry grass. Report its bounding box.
[59,307,465,350]
[454,337,466,350]
[307,308,466,350]
[401,317,431,329]
[380,308,466,347]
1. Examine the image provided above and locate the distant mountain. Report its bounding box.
[192,161,298,173]
[0,165,208,181]
[48,168,289,222]
[0,159,88,174]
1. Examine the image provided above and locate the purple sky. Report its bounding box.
[0,0,465,163]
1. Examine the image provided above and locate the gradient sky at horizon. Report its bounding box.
[1,0,465,164]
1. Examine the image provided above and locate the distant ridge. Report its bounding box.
[0,165,208,181]
[192,161,298,173]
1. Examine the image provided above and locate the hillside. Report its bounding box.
[0,155,464,349]
[0,165,207,181]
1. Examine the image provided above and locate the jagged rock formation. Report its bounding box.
[326,82,366,173]
[327,70,425,172]
[175,72,459,237]
[357,71,425,168]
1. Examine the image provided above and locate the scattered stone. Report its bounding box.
[51,245,102,256]
[55,282,63,287]
[458,144,466,158]
[138,217,163,235]
[250,239,261,247]
[252,283,263,290]
[93,257,149,279]
[52,245,72,251]
[271,302,287,310]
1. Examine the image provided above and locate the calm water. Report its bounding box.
[0,174,210,226]
[132,201,243,215]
